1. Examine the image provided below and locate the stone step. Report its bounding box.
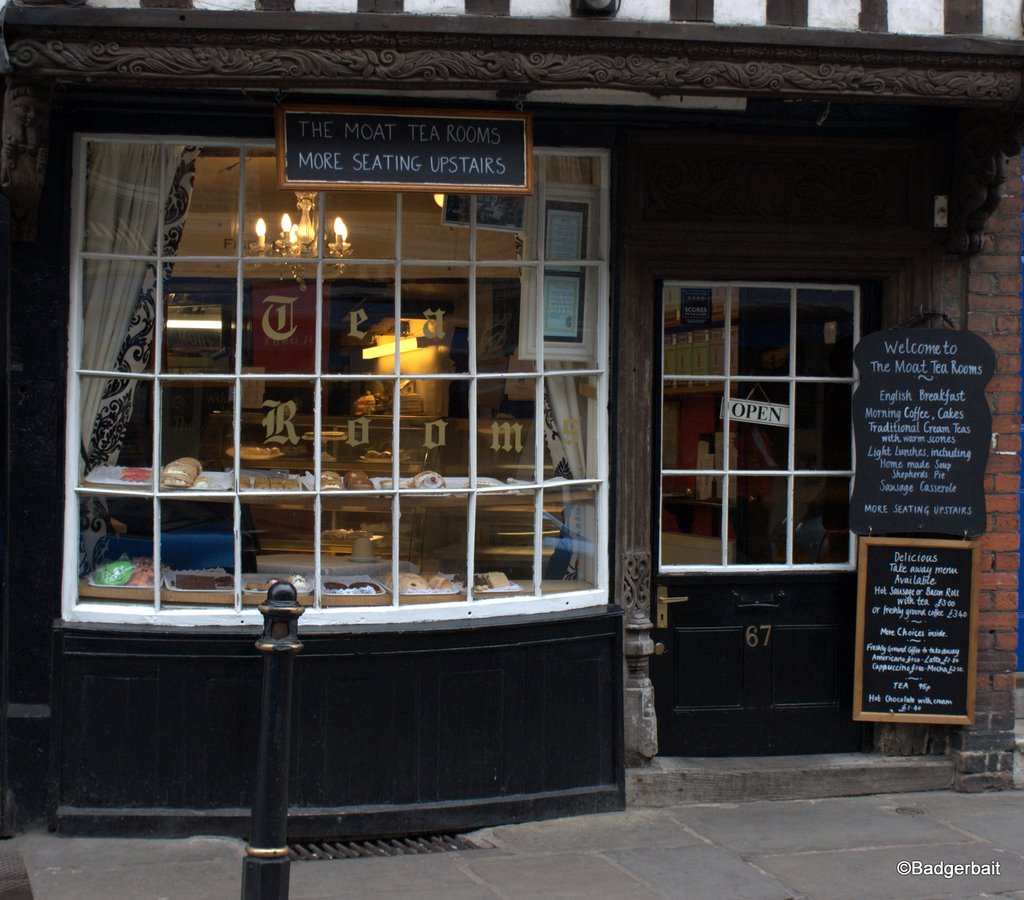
[627,753,954,806]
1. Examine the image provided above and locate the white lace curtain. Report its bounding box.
[78,143,198,574]
[80,143,197,475]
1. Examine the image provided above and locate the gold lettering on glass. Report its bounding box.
[262,400,300,445]
[561,417,582,447]
[348,308,368,339]
[490,421,524,453]
[261,295,298,341]
[346,416,371,448]
[422,308,447,341]
[423,419,448,450]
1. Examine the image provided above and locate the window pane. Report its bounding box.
[662,385,723,472]
[479,390,535,483]
[795,383,852,470]
[796,288,855,377]
[477,266,529,375]
[403,191,469,260]
[79,493,158,606]
[475,195,527,260]
[233,381,312,491]
[163,263,237,374]
[728,381,789,472]
[792,477,851,564]
[730,475,787,564]
[734,286,791,376]
[244,150,320,259]
[542,483,597,592]
[325,267,396,374]
[81,376,153,479]
[662,474,721,565]
[84,141,172,255]
[243,265,319,375]
[324,191,396,262]
[81,259,157,375]
[397,495,468,603]
[474,490,536,593]
[174,147,240,259]
[245,495,314,576]
[159,497,236,607]
[542,374,593,479]
[162,380,235,484]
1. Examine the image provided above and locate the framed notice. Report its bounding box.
[441,194,526,231]
[276,105,533,193]
[853,537,978,724]
[543,272,584,342]
[544,200,588,261]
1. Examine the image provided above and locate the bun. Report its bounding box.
[160,456,201,489]
[412,470,445,489]
[320,471,344,490]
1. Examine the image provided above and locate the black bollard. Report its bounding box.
[241,581,305,900]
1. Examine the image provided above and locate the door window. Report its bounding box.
[660,282,857,570]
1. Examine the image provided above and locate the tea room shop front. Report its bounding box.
[1,9,1022,837]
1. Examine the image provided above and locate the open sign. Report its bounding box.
[721,397,790,427]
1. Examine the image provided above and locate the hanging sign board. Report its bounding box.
[849,327,994,537]
[853,537,978,724]
[276,105,533,193]
[720,396,790,427]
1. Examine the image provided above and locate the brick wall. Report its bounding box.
[953,152,1022,790]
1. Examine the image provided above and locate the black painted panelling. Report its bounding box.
[52,611,623,836]
[767,0,807,26]
[466,0,509,13]
[860,0,887,32]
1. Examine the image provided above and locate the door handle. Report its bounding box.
[656,586,689,628]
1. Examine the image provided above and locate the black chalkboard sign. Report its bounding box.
[275,105,533,193]
[854,537,978,724]
[850,328,994,537]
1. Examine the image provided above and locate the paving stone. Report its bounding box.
[475,808,704,854]
[606,845,797,900]
[669,795,979,855]
[466,851,661,899]
[289,853,497,899]
[751,842,1024,900]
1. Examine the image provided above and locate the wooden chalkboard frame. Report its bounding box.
[853,537,978,724]
[275,105,534,193]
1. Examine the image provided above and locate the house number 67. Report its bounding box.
[745,625,772,648]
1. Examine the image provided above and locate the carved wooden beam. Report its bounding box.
[0,12,1021,107]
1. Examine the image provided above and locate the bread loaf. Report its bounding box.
[160,456,201,489]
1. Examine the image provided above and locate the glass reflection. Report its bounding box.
[541,484,597,593]
[174,147,241,259]
[734,286,791,377]
[730,475,787,564]
[81,375,153,480]
[792,477,850,564]
[661,475,727,566]
[796,288,855,377]
[79,493,159,605]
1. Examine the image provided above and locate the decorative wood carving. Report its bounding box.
[620,549,657,763]
[3,24,1020,106]
[948,111,1024,254]
[1,80,53,242]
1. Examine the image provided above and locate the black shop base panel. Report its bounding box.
[50,607,624,839]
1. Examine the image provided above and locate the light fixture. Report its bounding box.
[248,192,353,265]
[166,307,223,330]
[362,336,428,360]
[571,0,620,14]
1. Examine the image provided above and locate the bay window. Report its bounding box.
[65,137,608,622]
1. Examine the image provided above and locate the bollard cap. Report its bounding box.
[256,581,304,652]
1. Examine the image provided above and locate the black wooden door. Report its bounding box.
[650,573,869,756]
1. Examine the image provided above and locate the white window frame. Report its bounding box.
[659,280,860,574]
[62,135,610,626]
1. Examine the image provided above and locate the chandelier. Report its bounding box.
[248,191,353,263]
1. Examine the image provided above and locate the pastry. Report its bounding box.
[474,571,511,589]
[412,470,445,489]
[344,469,374,490]
[320,471,344,490]
[383,573,430,591]
[125,557,156,587]
[192,475,212,490]
[426,573,453,590]
[160,456,201,489]
[175,571,233,590]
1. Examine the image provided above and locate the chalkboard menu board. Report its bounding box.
[854,537,978,724]
[850,327,994,537]
[275,105,533,192]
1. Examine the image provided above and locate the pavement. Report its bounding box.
[7,789,1024,899]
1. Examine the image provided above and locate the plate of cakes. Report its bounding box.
[470,571,525,596]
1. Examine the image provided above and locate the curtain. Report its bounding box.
[79,144,198,575]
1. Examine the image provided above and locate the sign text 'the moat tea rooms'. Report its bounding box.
[276,106,533,193]
[850,327,995,538]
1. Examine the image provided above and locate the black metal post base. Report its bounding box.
[241,855,290,900]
